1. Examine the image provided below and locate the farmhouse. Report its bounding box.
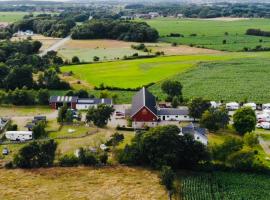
[76,98,113,110]
[130,87,192,128]
[49,96,112,110]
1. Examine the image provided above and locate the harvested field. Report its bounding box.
[58,39,149,62]
[149,43,220,55]
[0,167,166,200]
[11,34,61,52]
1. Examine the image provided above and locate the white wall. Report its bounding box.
[158,115,193,121]
[132,121,158,129]
[76,104,97,110]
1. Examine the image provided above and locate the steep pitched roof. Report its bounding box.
[131,87,157,117]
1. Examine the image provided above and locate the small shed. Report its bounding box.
[49,96,78,109]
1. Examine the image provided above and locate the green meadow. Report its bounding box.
[142,18,270,51]
[61,53,249,89]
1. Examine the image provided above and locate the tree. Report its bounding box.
[86,104,114,127]
[118,125,210,169]
[32,121,47,139]
[93,56,100,62]
[188,98,211,120]
[37,89,49,105]
[161,80,183,102]
[212,137,244,162]
[57,104,68,123]
[65,109,74,123]
[106,132,124,147]
[160,166,175,200]
[13,140,57,168]
[171,96,180,108]
[200,107,229,132]
[227,148,256,171]
[243,133,259,147]
[72,56,80,64]
[233,107,256,135]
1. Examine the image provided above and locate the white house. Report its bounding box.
[226,102,239,110]
[179,123,208,145]
[243,102,256,110]
[157,107,193,121]
[5,131,32,141]
[75,98,112,110]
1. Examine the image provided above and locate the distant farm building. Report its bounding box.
[49,96,112,110]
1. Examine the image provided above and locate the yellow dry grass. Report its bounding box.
[0,166,166,200]
[149,44,220,55]
[11,34,61,51]
[64,39,137,49]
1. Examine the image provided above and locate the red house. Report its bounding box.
[131,87,158,128]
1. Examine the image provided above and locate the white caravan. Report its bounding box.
[226,102,239,110]
[5,131,32,141]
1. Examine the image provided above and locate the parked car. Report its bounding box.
[2,147,9,155]
[257,122,270,130]
[226,102,239,110]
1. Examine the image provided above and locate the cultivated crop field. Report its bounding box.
[179,172,270,200]
[142,18,270,51]
[61,53,247,89]
[150,55,270,103]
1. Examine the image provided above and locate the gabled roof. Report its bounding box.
[77,98,112,105]
[49,96,78,103]
[157,108,189,116]
[131,87,157,117]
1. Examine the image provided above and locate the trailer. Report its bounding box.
[5,131,32,141]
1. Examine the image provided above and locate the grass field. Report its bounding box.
[0,11,56,23]
[58,39,149,62]
[0,167,166,200]
[61,53,248,89]
[142,18,270,51]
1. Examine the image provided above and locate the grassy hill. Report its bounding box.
[142,18,270,51]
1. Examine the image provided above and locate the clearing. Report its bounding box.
[142,18,270,51]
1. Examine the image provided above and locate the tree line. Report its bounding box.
[246,28,270,37]
[124,3,270,18]
[71,19,159,42]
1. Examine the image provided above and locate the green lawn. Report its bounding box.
[142,18,270,51]
[0,11,56,23]
[61,53,248,89]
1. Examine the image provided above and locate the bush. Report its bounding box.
[59,154,79,167]
[13,140,57,168]
[5,161,14,169]
[243,133,259,147]
[99,153,108,164]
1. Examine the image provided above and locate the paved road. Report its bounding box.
[39,35,71,56]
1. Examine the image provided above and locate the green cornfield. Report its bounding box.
[179,172,270,200]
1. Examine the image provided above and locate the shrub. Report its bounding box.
[243,133,259,147]
[59,154,79,167]
[99,153,108,164]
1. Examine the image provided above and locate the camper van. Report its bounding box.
[5,131,32,141]
[226,102,239,110]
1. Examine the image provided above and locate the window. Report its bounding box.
[176,116,178,118]
[184,116,187,118]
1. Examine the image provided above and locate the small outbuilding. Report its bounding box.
[49,96,78,109]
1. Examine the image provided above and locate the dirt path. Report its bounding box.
[39,35,71,56]
[259,137,270,155]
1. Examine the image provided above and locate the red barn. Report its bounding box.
[49,96,78,109]
[131,87,158,128]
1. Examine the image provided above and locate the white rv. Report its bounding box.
[226,102,239,110]
[263,103,270,110]
[5,131,32,141]
[243,103,256,110]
